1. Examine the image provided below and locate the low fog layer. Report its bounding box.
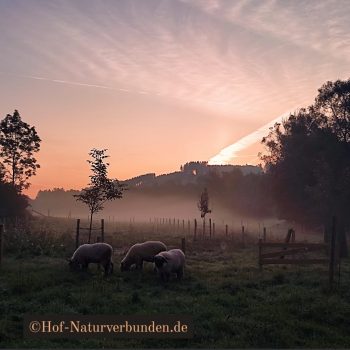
[32,189,240,223]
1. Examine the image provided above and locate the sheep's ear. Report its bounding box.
[158,254,169,262]
[155,255,167,267]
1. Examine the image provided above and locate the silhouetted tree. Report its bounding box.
[0,110,41,192]
[262,78,350,231]
[197,187,211,237]
[198,187,211,218]
[315,79,350,142]
[0,181,29,218]
[74,149,126,242]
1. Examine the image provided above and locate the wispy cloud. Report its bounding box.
[180,0,350,62]
[1,0,346,121]
[0,0,349,171]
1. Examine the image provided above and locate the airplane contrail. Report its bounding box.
[0,72,139,94]
[0,72,121,91]
[208,107,299,165]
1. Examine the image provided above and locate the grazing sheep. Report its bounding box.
[120,241,167,271]
[68,243,114,275]
[154,249,185,282]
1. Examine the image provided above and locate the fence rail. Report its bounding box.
[260,242,327,249]
[258,240,328,267]
[260,258,329,265]
[258,216,338,289]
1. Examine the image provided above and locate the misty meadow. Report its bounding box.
[1,0,350,349]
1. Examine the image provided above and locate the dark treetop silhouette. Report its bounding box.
[0,110,41,192]
[261,78,350,234]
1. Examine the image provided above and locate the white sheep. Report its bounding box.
[68,243,114,275]
[120,241,167,271]
[154,249,185,281]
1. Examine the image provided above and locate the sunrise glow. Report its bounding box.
[0,0,349,197]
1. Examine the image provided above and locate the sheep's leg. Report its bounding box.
[100,259,111,275]
[104,261,113,275]
[160,272,166,281]
[165,272,170,282]
[102,262,108,275]
[136,259,143,270]
[161,272,169,282]
[176,267,184,280]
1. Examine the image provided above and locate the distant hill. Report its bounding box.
[123,161,262,188]
[29,162,265,220]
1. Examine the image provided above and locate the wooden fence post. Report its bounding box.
[242,225,245,247]
[187,220,190,235]
[209,218,212,238]
[203,219,205,238]
[181,237,186,253]
[182,220,185,234]
[258,238,262,271]
[285,229,293,243]
[263,227,266,242]
[101,219,105,243]
[194,219,197,241]
[0,224,4,266]
[324,224,329,244]
[213,222,215,237]
[280,228,294,259]
[75,219,80,249]
[225,224,228,237]
[329,216,337,289]
[129,218,133,233]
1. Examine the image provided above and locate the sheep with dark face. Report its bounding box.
[68,243,113,275]
[120,241,167,271]
[154,249,185,282]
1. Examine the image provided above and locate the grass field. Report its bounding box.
[1,217,350,348]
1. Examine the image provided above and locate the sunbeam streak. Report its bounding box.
[208,108,299,165]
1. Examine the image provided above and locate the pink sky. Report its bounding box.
[0,0,349,198]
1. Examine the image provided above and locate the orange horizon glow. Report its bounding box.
[1,1,349,200]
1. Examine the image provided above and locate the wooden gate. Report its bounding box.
[258,217,339,288]
[258,241,328,269]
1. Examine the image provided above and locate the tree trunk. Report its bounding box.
[88,212,93,243]
[203,217,205,238]
[337,217,348,258]
[12,154,16,188]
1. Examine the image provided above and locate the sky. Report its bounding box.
[0,0,349,198]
